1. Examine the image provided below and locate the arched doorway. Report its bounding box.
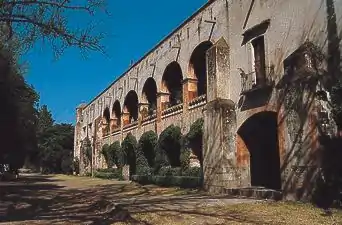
[142,77,157,116]
[123,90,139,125]
[162,61,183,107]
[189,41,213,97]
[112,100,121,128]
[237,111,281,190]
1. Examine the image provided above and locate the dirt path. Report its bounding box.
[0,174,257,224]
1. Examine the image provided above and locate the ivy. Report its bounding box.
[138,130,158,167]
[121,133,137,175]
[109,141,123,168]
[157,125,182,167]
[81,137,92,166]
[185,118,204,166]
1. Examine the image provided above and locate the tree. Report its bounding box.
[37,105,54,134]
[0,44,39,169]
[38,123,74,174]
[157,125,182,167]
[138,131,157,167]
[0,0,109,57]
[121,133,137,175]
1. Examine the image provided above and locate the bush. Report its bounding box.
[109,141,122,168]
[135,150,152,176]
[132,175,201,188]
[185,118,204,166]
[157,125,182,167]
[182,167,202,177]
[158,166,182,176]
[101,144,110,167]
[180,145,191,171]
[138,131,158,167]
[154,142,170,173]
[94,168,123,180]
[121,133,137,175]
[73,157,80,174]
[61,156,73,174]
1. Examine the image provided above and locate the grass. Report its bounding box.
[116,201,342,225]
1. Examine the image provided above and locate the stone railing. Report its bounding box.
[142,113,157,126]
[189,94,207,110]
[123,120,138,132]
[162,103,183,119]
[102,125,110,137]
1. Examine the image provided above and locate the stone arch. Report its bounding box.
[161,61,183,107]
[102,107,110,135]
[111,100,121,129]
[123,90,139,125]
[141,77,157,116]
[237,111,281,190]
[188,41,213,98]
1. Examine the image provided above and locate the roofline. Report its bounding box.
[84,0,216,109]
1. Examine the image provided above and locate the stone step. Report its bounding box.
[223,187,283,201]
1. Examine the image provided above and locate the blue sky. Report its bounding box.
[23,0,207,124]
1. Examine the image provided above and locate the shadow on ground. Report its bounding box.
[0,174,261,225]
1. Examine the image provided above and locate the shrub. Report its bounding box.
[132,175,201,188]
[182,167,202,177]
[72,157,80,174]
[61,156,73,174]
[109,141,122,168]
[121,133,137,175]
[81,137,92,166]
[94,168,123,180]
[180,143,191,171]
[157,125,182,167]
[185,118,204,166]
[101,144,111,167]
[154,142,170,173]
[135,149,152,176]
[158,166,182,176]
[138,131,158,167]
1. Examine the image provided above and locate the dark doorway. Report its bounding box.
[112,100,121,126]
[142,77,157,114]
[237,111,281,190]
[123,90,139,122]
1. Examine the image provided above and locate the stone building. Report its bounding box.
[74,0,342,200]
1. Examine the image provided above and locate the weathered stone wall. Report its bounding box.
[74,0,342,200]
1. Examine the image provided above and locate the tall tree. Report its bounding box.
[0,0,109,56]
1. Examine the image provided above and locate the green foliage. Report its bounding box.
[94,168,123,180]
[0,0,109,57]
[158,167,182,176]
[132,175,201,188]
[157,125,182,167]
[138,131,158,167]
[121,133,137,175]
[73,157,80,175]
[0,44,39,169]
[154,142,170,172]
[108,141,123,168]
[81,137,92,166]
[180,147,191,171]
[101,144,110,167]
[182,167,202,177]
[38,124,75,174]
[135,150,152,176]
[185,118,204,166]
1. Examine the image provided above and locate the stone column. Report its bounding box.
[203,37,238,193]
[138,102,149,126]
[183,78,198,108]
[122,111,130,127]
[110,118,118,133]
[156,92,170,134]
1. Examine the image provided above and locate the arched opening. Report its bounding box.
[142,77,157,116]
[237,111,281,190]
[102,107,110,135]
[123,90,139,124]
[112,100,121,128]
[189,41,213,97]
[162,61,183,107]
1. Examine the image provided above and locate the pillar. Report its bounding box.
[138,102,149,126]
[203,37,238,193]
[156,92,170,133]
[122,111,130,127]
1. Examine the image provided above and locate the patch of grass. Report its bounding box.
[115,201,342,225]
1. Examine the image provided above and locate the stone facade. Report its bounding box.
[74,0,342,200]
